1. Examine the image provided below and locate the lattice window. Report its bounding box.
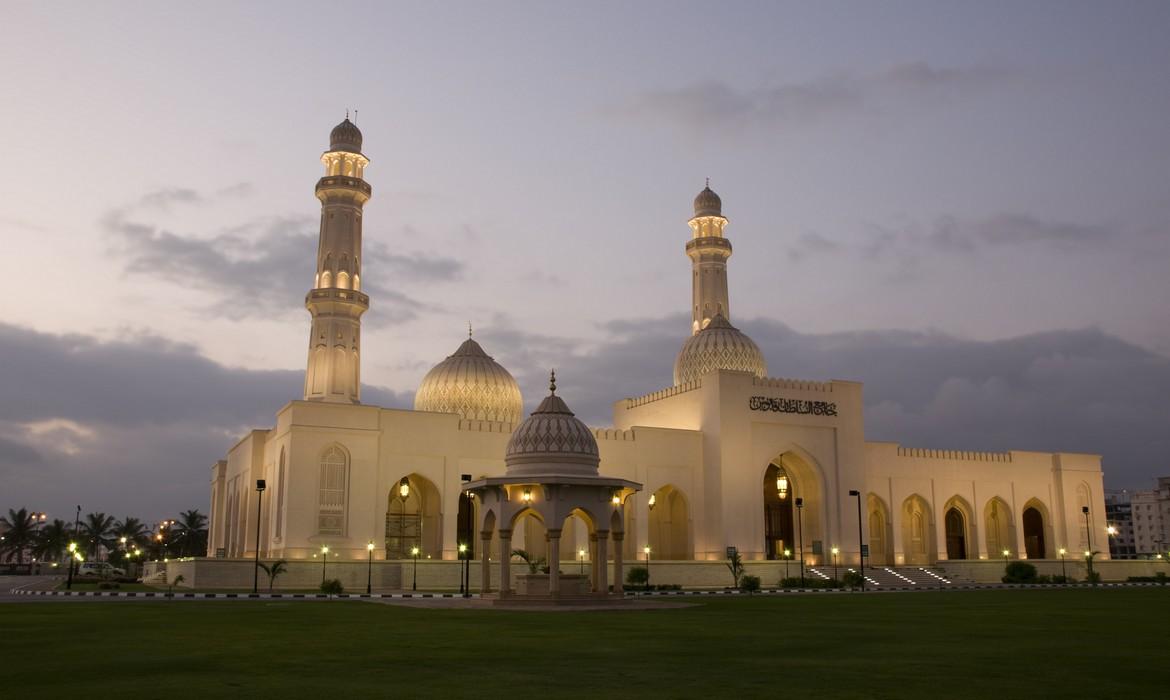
[318,446,348,536]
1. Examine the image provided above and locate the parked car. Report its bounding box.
[77,562,126,577]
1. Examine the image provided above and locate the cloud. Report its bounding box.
[614,62,1017,130]
[102,190,464,325]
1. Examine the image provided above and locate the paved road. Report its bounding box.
[0,575,62,602]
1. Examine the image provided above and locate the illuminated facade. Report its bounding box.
[206,121,1108,585]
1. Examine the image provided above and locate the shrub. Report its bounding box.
[780,577,841,589]
[740,575,761,594]
[726,550,744,588]
[1002,561,1039,584]
[98,581,120,590]
[842,571,865,588]
[1086,571,1101,584]
[654,583,682,591]
[320,578,344,595]
[626,567,649,588]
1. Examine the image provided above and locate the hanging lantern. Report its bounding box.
[776,474,789,500]
[399,477,410,499]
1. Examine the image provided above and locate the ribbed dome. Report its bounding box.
[505,374,599,477]
[329,118,363,153]
[693,184,722,218]
[673,314,767,385]
[414,337,523,424]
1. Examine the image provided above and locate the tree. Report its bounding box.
[34,518,70,564]
[114,517,149,550]
[510,549,546,574]
[726,549,745,588]
[172,510,208,557]
[0,508,36,565]
[258,559,288,591]
[82,512,117,560]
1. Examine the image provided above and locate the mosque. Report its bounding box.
[205,120,1108,589]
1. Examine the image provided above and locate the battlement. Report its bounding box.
[752,376,834,393]
[896,446,1013,463]
[593,428,635,442]
[624,379,702,409]
[458,419,516,433]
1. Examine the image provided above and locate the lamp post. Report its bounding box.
[643,545,651,591]
[783,548,791,582]
[578,548,586,575]
[831,546,840,583]
[1082,505,1096,585]
[458,543,469,597]
[366,542,375,595]
[795,497,805,587]
[1058,548,1067,581]
[66,542,77,590]
[1002,548,1011,566]
[848,489,865,591]
[252,479,265,595]
[411,546,420,591]
[320,545,329,584]
[70,505,80,583]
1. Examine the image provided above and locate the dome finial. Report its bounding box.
[706,177,710,188]
[549,369,557,394]
[468,320,473,338]
[345,108,349,120]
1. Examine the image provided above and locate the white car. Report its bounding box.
[78,562,126,577]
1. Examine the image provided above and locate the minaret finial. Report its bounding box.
[468,320,473,338]
[705,177,710,188]
[549,369,557,394]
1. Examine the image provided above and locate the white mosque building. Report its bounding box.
[205,120,1108,589]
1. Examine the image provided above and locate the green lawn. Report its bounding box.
[3,588,1166,698]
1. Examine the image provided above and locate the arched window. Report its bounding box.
[317,445,349,536]
[320,270,332,289]
[336,271,350,290]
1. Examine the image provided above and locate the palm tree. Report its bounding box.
[113,517,149,550]
[82,512,117,561]
[34,518,70,564]
[0,508,36,565]
[172,510,208,557]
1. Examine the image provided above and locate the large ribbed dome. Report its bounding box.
[673,313,767,385]
[693,184,723,218]
[414,337,523,424]
[329,118,363,153]
[505,373,599,477]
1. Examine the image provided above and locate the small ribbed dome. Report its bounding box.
[693,184,722,218]
[673,313,767,385]
[414,337,523,424]
[329,118,363,153]
[505,373,599,477]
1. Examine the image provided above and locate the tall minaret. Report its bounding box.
[303,117,371,403]
[687,181,732,334]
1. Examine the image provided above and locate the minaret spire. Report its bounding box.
[686,181,732,335]
[303,118,372,403]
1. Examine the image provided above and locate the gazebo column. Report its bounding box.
[612,532,624,597]
[589,533,599,592]
[597,530,609,595]
[547,528,562,595]
[498,529,513,595]
[480,531,492,595]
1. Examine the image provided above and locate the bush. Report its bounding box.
[1086,571,1101,584]
[842,571,865,588]
[320,578,344,595]
[740,575,761,594]
[655,583,682,591]
[780,577,841,589]
[625,567,649,588]
[98,581,120,590]
[1127,573,1168,584]
[1002,561,1039,584]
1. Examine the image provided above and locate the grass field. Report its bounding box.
[3,588,1166,698]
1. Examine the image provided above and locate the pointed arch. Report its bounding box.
[1021,498,1051,559]
[320,269,332,289]
[386,473,441,558]
[942,495,975,560]
[317,444,349,536]
[336,270,350,290]
[900,494,934,566]
[648,484,691,560]
[984,496,1015,558]
[866,493,892,566]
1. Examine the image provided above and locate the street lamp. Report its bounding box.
[1058,548,1067,581]
[66,542,77,589]
[643,545,651,591]
[252,479,266,595]
[366,542,375,595]
[1002,548,1011,566]
[795,497,805,588]
[411,546,420,591]
[458,543,470,597]
[848,489,864,591]
[320,545,329,584]
[578,548,586,575]
[831,546,840,583]
[783,548,791,582]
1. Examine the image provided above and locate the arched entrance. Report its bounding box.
[944,508,967,560]
[867,494,892,566]
[1023,505,1046,559]
[984,497,1015,557]
[648,484,691,560]
[386,474,441,559]
[763,464,795,560]
[900,495,934,566]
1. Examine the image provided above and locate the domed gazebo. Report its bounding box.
[414,332,523,424]
[466,372,641,601]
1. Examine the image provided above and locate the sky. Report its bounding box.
[1,1,1169,523]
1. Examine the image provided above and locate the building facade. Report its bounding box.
[207,121,1109,573]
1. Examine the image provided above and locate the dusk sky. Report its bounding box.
[2,1,1169,522]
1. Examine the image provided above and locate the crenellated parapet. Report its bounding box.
[625,379,703,409]
[752,376,835,393]
[593,427,636,442]
[895,445,1013,463]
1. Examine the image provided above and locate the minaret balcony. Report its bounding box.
[306,288,370,307]
[315,176,373,197]
[686,236,733,254]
